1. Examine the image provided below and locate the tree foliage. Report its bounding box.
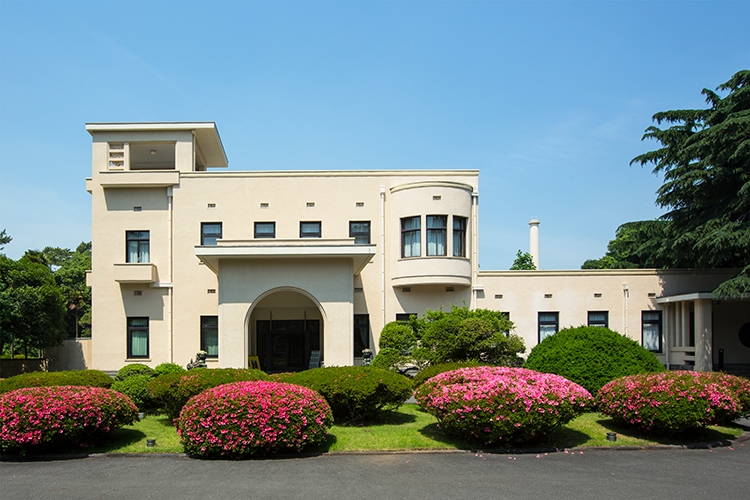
[372,306,525,371]
[586,71,749,296]
[0,255,67,357]
[509,250,536,270]
[629,70,750,297]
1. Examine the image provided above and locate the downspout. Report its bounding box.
[167,185,174,363]
[623,283,629,338]
[380,186,386,334]
[471,190,479,310]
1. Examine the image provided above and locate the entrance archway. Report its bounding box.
[248,288,324,373]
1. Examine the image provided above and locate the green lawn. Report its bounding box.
[88,404,745,455]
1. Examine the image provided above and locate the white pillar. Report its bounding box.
[694,299,713,372]
[529,219,540,269]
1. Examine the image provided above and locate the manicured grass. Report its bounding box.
[89,405,745,455]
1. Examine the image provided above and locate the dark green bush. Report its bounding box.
[411,361,489,389]
[0,370,113,393]
[147,368,270,421]
[111,374,157,412]
[524,326,665,395]
[115,363,155,381]
[282,366,413,422]
[153,362,186,377]
[370,347,403,371]
[378,322,417,352]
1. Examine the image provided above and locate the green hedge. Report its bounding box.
[147,368,270,421]
[524,326,665,394]
[153,362,186,377]
[282,366,413,422]
[111,374,157,412]
[114,363,155,381]
[0,370,113,394]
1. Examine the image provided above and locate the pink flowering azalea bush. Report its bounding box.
[177,381,333,458]
[596,371,750,435]
[415,366,593,445]
[0,386,138,454]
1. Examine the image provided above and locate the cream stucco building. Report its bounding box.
[83,122,750,375]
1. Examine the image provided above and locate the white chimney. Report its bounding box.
[529,219,540,269]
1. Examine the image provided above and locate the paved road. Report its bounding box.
[2,443,749,500]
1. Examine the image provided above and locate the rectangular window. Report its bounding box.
[254,222,276,238]
[127,317,149,358]
[538,312,559,343]
[126,231,150,263]
[396,313,416,322]
[426,215,447,256]
[587,311,609,328]
[201,222,222,246]
[353,314,370,357]
[300,221,321,238]
[642,311,663,352]
[453,216,467,257]
[401,216,421,258]
[349,221,371,245]
[201,316,218,358]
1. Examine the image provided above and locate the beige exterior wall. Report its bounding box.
[84,122,749,374]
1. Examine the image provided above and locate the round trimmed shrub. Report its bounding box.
[415,366,593,445]
[596,371,750,435]
[282,366,413,422]
[177,381,332,458]
[147,368,270,421]
[111,374,157,412]
[0,386,138,453]
[0,370,113,394]
[370,347,402,372]
[524,326,665,394]
[153,362,186,377]
[115,363,155,381]
[412,361,489,389]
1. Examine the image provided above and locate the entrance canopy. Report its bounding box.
[195,238,375,275]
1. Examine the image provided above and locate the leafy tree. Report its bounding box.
[630,70,750,297]
[54,244,92,337]
[582,220,669,269]
[510,250,536,270]
[0,255,67,357]
[0,230,11,250]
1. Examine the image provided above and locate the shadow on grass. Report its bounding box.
[336,409,418,428]
[594,418,742,446]
[87,428,147,453]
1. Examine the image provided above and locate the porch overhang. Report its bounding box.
[655,292,715,304]
[195,239,376,275]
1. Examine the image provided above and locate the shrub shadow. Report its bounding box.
[336,409,417,428]
[595,418,742,446]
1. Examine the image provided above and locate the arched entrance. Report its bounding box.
[248,289,324,373]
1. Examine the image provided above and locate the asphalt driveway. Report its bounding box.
[2,441,749,500]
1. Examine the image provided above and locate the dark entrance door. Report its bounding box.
[256,320,320,373]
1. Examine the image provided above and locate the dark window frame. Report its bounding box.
[587,311,609,328]
[426,215,448,256]
[127,317,149,359]
[300,221,322,238]
[349,221,371,245]
[353,314,370,358]
[396,313,417,322]
[642,310,663,353]
[200,316,219,358]
[126,231,150,263]
[538,312,559,343]
[453,216,467,257]
[401,216,421,258]
[254,221,276,238]
[201,222,222,246]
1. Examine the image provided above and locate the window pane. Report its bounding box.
[643,324,660,351]
[130,330,148,357]
[129,318,148,327]
[427,216,446,256]
[350,221,370,245]
[453,216,467,257]
[300,222,321,237]
[401,217,421,258]
[201,223,222,246]
[353,314,370,357]
[255,222,275,238]
[539,325,557,342]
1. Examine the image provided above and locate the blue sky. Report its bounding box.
[1,1,748,270]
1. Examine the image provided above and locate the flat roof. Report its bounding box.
[85,122,228,168]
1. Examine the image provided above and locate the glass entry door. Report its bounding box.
[256,320,320,373]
